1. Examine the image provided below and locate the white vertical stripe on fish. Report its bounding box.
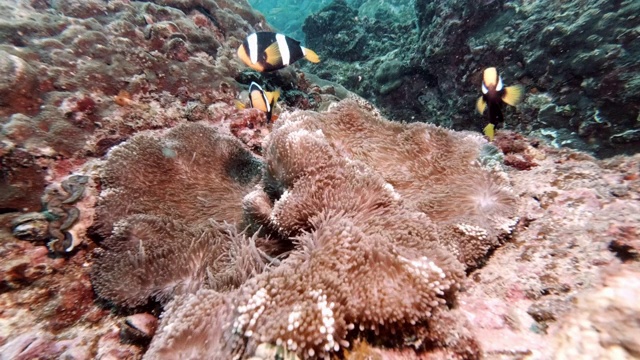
[248,33,258,64]
[250,82,270,112]
[261,87,271,112]
[276,33,290,66]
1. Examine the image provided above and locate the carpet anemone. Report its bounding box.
[91,100,519,359]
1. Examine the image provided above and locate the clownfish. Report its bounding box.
[476,67,524,141]
[235,82,280,123]
[237,32,320,72]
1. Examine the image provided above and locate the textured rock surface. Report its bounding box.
[0,0,266,212]
[0,0,343,218]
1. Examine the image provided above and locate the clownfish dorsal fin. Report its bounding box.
[264,42,282,66]
[476,96,487,114]
[502,84,525,106]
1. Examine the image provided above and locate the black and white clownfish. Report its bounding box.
[235,82,281,123]
[476,67,524,141]
[237,32,320,72]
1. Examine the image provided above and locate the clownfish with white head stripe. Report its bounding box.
[476,67,524,141]
[235,82,280,123]
[237,32,320,72]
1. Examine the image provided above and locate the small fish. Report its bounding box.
[235,82,280,123]
[476,67,524,141]
[237,32,320,72]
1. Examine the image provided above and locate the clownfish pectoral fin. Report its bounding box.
[234,100,246,110]
[502,84,525,106]
[476,96,487,114]
[264,42,282,66]
[483,123,496,142]
[265,90,280,124]
[302,47,320,63]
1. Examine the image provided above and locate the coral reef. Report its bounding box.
[554,266,640,358]
[0,0,639,359]
[0,237,145,359]
[300,0,640,156]
[91,98,513,359]
[0,0,267,212]
[89,98,640,359]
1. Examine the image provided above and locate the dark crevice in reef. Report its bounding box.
[193,6,224,35]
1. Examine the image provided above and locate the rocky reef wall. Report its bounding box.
[302,0,640,157]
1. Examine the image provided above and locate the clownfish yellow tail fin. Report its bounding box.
[302,47,320,63]
[234,100,246,110]
[483,123,495,142]
[476,96,487,114]
[503,84,525,106]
